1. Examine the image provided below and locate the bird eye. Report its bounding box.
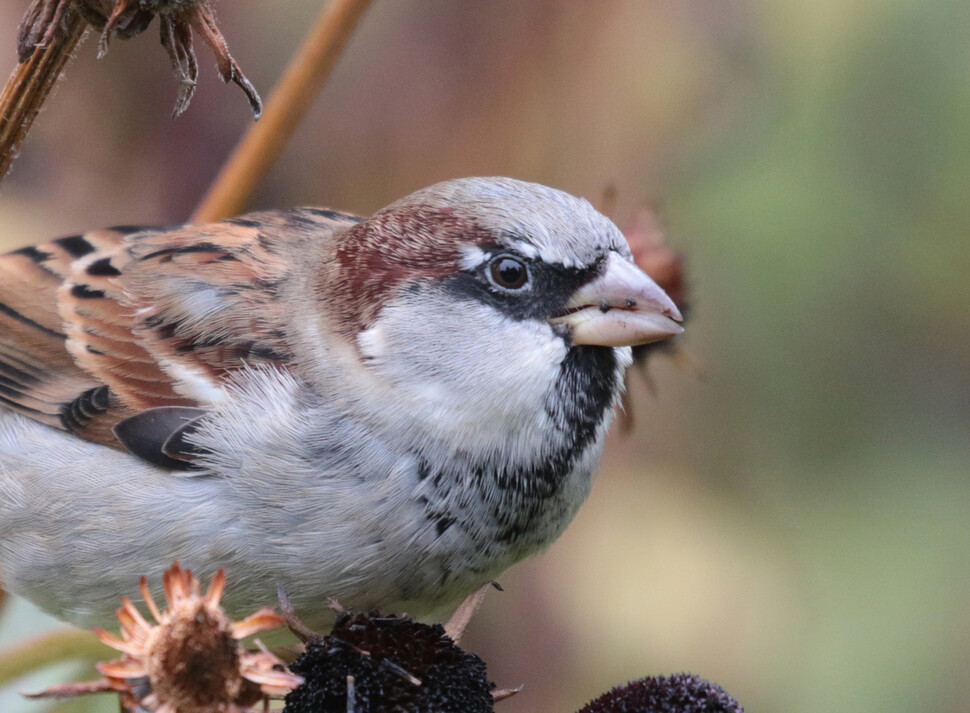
[488,256,530,290]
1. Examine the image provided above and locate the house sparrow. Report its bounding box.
[0,177,682,628]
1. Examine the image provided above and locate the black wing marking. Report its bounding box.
[112,406,209,471]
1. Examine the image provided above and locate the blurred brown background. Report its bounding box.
[2,1,970,711]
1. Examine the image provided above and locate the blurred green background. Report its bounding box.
[1,0,969,711]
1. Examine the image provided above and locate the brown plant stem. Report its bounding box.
[0,7,87,184]
[0,627,111,688]
[192,0,374,224]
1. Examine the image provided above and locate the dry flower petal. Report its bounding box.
[97,657,149,678]
[140,575,164,621]
[492,685,524,702]
[444,581,496,644]
[23,679,123,699]
[233,607,288,640]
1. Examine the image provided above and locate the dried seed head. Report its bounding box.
[620,204,689,365]
[16,0,261,117]
[576,674,744,713]
[27,562,301,712]
[283,612,496,713]
[143,595,243,710]
[600,196,695,431]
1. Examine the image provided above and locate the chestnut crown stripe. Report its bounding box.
[326,205,494,337]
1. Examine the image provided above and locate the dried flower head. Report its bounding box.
[621,204,689,363]
[576,674,744,713]
[282,611,496,713]
[17,0,261,117]
[27,561,301,712]
[600,195,695,428]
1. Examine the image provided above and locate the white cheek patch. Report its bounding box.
[366,291,572,455]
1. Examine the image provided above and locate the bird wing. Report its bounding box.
[0,208,360,466]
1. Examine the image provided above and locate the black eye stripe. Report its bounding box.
[444,250,604,323]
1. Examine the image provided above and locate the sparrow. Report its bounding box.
[0,177,682,628]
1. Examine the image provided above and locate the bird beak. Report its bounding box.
[548,252,684,347]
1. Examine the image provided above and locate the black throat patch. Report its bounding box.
[418,344,619,549]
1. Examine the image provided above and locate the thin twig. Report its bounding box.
[192,0,374,224]
[0,627,111,688]
[0,6,88,183]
